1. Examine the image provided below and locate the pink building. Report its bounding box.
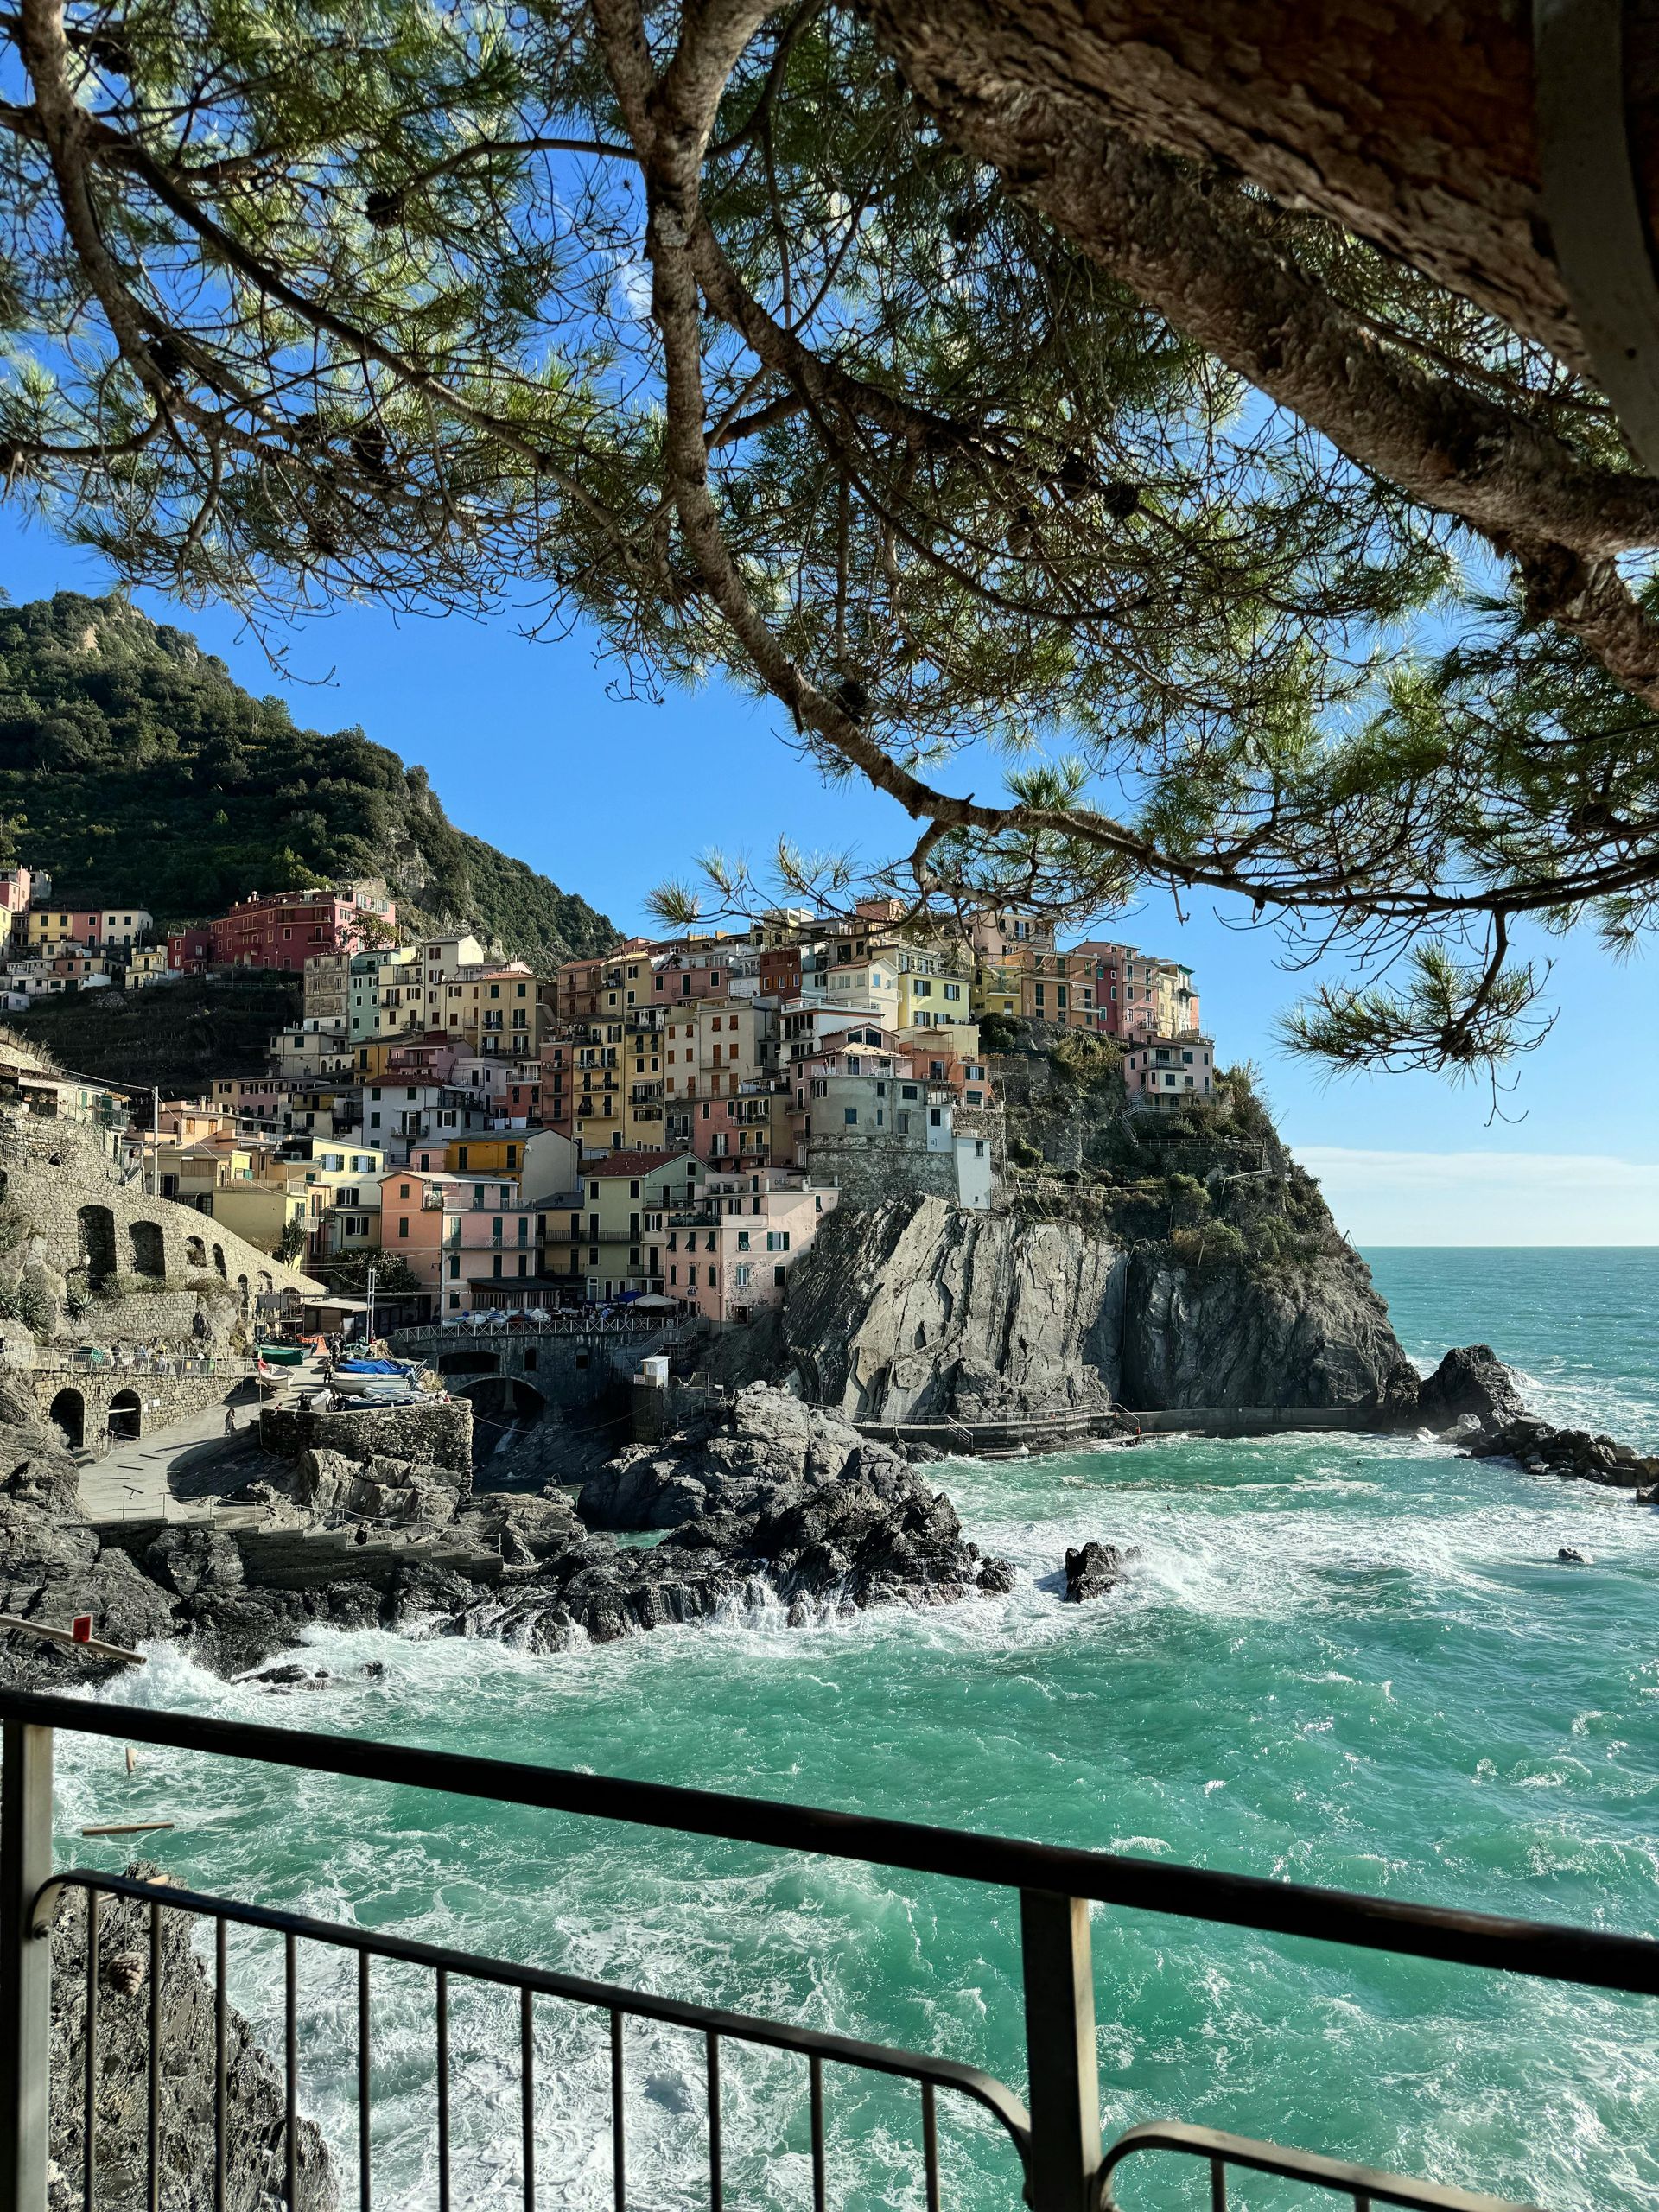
[663,1168,838,1324]
[1123,1035,1218,1111]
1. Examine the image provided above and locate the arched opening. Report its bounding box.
[78,1204,116,1289]
[212,1244,227,1278]
[128,1219,165,1279]
[184,1233,206,1269]
[236,1274,250,1313]
[48,1387,84,1452]
[106,1389,141,1443]
[257,1270,273,1298]
[455,1375,545,1467]
[437,1349,501,1376]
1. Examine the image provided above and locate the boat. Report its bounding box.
[330,1357,421,1396]
[254,1343,306,1367]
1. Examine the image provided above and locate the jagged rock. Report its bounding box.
[1558,1548,1592,1564]
[1123,1253,1418,1412]
[49,1867,337,2209]
[1414,1344,1526,1432]
[1064,1541,1126,1601]
[778,1196,1125,1421]
[143,1527,245,1599]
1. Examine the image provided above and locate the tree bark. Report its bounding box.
[864,0,1659,373]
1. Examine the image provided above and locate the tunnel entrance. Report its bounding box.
[455,1375,547,1466]
[106,1389,142,1444]
[48,1387,84,1452]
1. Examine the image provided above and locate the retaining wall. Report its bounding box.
[260,1397,474,1475]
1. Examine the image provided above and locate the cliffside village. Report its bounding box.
[0,868,1216,1326]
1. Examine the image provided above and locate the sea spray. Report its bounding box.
[42,1251,1659,2212]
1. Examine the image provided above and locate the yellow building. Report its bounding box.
[540,1147,703,1301]
[208,1181,310,1256]
[124,945,172,989]
[442,965,551,1055]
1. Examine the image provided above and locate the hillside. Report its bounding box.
[0,592,619,966]
[18,974,303,1094]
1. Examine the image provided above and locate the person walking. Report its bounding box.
[223,1407,237,1437]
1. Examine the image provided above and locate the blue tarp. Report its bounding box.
[335,1357,407,1376]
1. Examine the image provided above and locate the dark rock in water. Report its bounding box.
[1557,1548,1592,1564]
[1465,1414,1659,1495]
[1064,1541,1126,1602]
[49,1866,337,2208]
[1415,1345,1526,1432]
[454,1386,1014,1647]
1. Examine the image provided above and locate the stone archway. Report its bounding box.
[78,1204,116,1289]
[212,1244,227,1279]
[236,1274,250,1314]
[48,1387,84,1452]
[185,1233,207,1270]
[438,1349,501,1376]
[106,1389,142,1443]
[455,1375,546,1466]
[129,1219,166,1279]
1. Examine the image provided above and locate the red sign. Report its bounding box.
[71,1615,92,1643]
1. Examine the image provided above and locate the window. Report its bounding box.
[448,1255,460,1280]
[737,1230,750,1251]
[397,1218,409,1239]
[774,1265,786,1287]
[843,1107,858,1126]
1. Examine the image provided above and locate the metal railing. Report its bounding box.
[2,1690,1655,2212]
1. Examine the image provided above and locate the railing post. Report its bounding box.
[0,1721,54,2212]
[1020,1891,1102,2212]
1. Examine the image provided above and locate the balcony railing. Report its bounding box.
[1,1691,1654,2211]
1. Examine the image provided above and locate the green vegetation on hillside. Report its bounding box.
[17,976,302,1096]
[995,1024,1348,1276]
[0,592,617,967]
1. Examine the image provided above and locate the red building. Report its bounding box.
[169,889,395,976]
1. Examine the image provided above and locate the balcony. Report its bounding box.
[0,1691,1643,2211]
[3,1689,1654,2212]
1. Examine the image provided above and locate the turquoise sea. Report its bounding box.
[54,1250,1659,2211]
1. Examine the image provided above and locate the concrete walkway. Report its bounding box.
[76,1354,327,1527]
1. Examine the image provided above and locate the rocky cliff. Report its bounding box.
[779,1198,1127,1419]
[778,1193,1413,1418]
[772,1030,1418,1421]
[1120,1249,1416,1411]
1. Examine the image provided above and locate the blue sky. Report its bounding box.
[3,512,1654,1243]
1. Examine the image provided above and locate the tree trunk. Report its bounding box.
[865,0,1659,371]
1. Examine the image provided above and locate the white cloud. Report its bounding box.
[1297,1147,1659,1246]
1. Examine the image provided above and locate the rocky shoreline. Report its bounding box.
[3,1341,1652,1699]
[0,1387,1018,1690]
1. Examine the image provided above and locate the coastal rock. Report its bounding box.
[1414,1344,1526,1432]
[776,1196,1125,1421]
[1064,1541,1126,1602]
[772,1193,1416,1421]
[143,1527,245,1599]
[49,1867,337,2209]
[478,1386,1014,1641]
[1122,1253,1418,1412]
[1465,1416,1659,1493]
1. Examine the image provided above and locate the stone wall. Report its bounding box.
[29,1362,251,1459]
[804,1130,961,1211]
[0,1104,319,1350]
[260,1395,473,1475]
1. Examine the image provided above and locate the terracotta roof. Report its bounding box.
[582,1148,696,1178]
